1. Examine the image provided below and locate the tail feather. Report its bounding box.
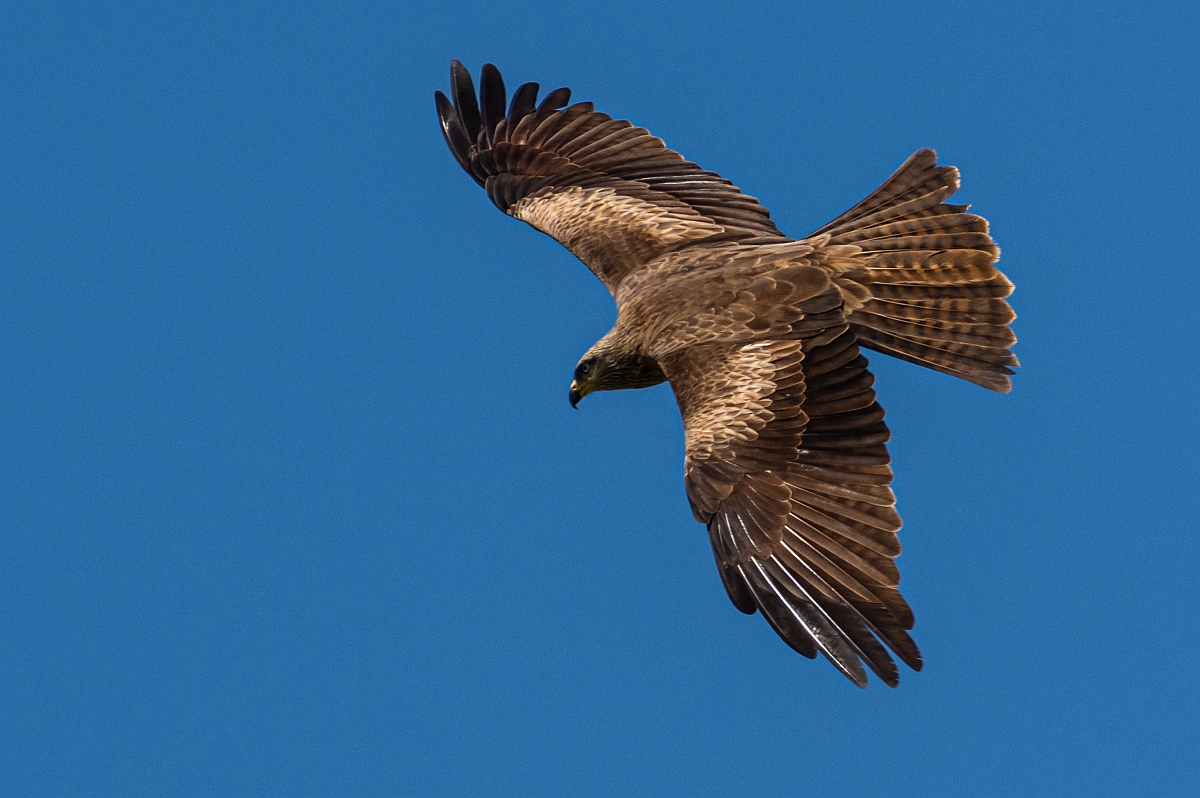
[856,296,1015,325]
[812,149,961,234]
[854,328,1017,393]
[853,310,1017,348]
[809,149,1017,392]
[817,187,959,234]
[832,213,991,247]
[864,277,1014,302]
[847,252,1005,287]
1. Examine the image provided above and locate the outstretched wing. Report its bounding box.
[435,60,786,293]
[660,309,921,687]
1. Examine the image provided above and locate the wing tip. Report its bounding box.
[449,59,481,142]
[479,62,507,144]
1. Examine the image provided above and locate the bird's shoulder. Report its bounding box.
[614,240,852,355]
[616,237,857,299]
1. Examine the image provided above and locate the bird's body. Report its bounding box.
[436,61,1017,687]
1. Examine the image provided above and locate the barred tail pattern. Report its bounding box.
[810,149,1018,392]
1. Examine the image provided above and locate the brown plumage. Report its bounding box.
[436,61,1017,687]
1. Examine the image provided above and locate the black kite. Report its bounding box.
[435,61,1016,687]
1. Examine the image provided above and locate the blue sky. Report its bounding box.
[2,1,1198,795]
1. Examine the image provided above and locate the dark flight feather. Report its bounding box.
[508,82,540,127]
[450,59,482,145]
[479,63,507,145]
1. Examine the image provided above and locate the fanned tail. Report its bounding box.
[809,149,1018,393]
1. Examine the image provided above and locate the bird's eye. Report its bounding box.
[579,363,590,376]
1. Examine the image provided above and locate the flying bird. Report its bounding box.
[435,61,1016,687]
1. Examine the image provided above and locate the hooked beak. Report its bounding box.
[569,379,590,409]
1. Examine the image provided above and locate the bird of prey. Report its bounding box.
[435,61,1016,687]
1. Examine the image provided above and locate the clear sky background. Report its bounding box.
[3,2,1198,795]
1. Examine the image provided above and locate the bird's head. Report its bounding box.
[568,356,604,408]
[569,350,666,407]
